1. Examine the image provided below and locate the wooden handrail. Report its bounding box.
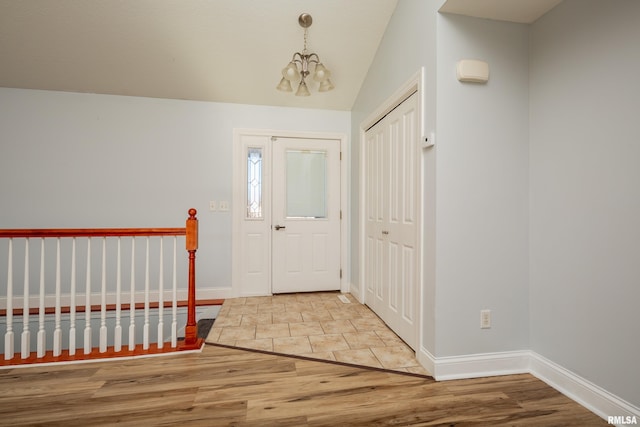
[0,228,186,238]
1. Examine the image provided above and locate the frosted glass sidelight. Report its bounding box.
[247,148,263,219]
[286,150,327,218]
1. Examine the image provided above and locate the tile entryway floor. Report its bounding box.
[206,292,430,375]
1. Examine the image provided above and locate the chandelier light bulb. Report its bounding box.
[313,63,330,82]
[282,62,300,81]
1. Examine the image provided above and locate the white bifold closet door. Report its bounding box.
[364,92,419,349]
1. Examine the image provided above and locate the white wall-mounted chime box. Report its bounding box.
[456,59,489,83]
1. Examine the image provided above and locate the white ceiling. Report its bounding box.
[439,0,563,24]
[0,0,398,111]
[0,1,562,111]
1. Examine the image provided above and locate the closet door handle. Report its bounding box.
[382,230,389,235]
[274,225,286,231]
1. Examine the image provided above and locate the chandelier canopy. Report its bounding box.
[276,13,334,96]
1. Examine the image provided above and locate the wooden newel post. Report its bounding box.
[182,208,199,349]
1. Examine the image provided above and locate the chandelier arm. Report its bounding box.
[306,53,320,65]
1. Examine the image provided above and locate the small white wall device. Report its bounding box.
[456,59,489,83]
[421,131,435,149]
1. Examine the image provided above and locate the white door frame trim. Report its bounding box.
[232,128,350,297]
[357,68,425,347]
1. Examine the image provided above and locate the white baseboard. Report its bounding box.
[529,352,640,423]
[417,348,639,423]
[423,348,530,381]
[417,346,435,376]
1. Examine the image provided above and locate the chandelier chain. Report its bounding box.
[303,28,308,54]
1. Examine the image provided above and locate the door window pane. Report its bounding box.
[286,150,327,218]
[247,148,263,219]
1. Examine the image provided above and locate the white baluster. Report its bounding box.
[53,238,62,357]
[21,239,30,359]
[37,238,45,358]
[5,239,14,360]
[128,237,136,351]
[143,237,150,350]
[84,238,92,355]
[171,237,177,348]
[157,237,164,349]
[99,237,107,353]
[69,238,76,356]
[114,237,122,352]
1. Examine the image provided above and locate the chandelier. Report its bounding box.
[276,13,334,96]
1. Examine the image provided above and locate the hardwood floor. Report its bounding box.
[0,344,606,426]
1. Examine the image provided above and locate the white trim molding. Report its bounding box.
[530,352,640,423]
[417,348,640,423]
[421,348,530,381]
[417,346,436,377]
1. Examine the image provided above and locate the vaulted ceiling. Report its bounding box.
[0,1,562,111]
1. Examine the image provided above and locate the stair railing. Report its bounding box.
[0,209,199,363]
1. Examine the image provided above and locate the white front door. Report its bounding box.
[364,92,419,349]
[271,137,341,293]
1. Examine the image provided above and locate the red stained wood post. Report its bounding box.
[182,208,199,349]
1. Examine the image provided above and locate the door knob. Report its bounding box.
[382,230,389,235]
[274,225,286,230]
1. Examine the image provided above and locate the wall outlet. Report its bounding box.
[480,309,491,329]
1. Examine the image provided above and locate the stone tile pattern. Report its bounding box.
[206,292,429,374]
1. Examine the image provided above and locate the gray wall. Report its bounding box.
[0,88,351,295]
[529,0,640,407]
[435,14,530,357]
